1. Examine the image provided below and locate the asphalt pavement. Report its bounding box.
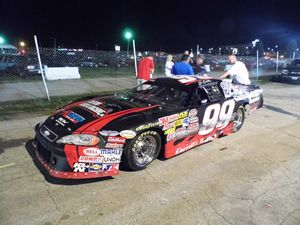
[0,82,299,225]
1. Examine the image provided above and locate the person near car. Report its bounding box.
[193,55,207,76]
[220,55,251,85]
[165,54,174,77]
[171,54,194,75]
[137,56,155,90]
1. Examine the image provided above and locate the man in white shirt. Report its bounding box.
[220,55,251,85]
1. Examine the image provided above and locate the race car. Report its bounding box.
[32,76,263,179]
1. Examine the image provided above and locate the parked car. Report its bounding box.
[32,76,263,179]
[80,57,107,67]
[272,59,300,84]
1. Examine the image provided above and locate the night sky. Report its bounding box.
[1,0,300,52]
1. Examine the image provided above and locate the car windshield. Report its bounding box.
[117,83,190,107]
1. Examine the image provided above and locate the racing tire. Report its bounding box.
[233,106,245,132]
[123,130,161,171]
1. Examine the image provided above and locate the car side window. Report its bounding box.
[195,87,208,106]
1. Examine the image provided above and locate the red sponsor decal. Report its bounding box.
[107,136,126,143]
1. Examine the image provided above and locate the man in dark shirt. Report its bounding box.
[171,54,194,75]
[193,55,207,76]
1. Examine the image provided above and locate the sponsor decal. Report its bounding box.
[159,111,188,126]
[55,117,68,126]
[189,117,199,124]
[88,163,102,172]
[102,155,121,163]
[102,164,112,171]
[105,143,124,149]
[83,148,101,156]
[79,156,103,163]
[120,130,136,139]
[175,140,199,155]
[162,122,174,131]
[174,127,188,139]
[199,134,217,145]
[159,114,178,126]
[73,162,89,172]
[220,80,232,98]
[136,122,159,131]
[99,130,119,136]
[189,109,198,118]
[87,100,102,106]
[107,136,126,143]
[182,117,190,127]
[63,111,85,123]
[99,149,122,155]
[167,133,176,142]
[79,102,106,117]
[164,127,176,135]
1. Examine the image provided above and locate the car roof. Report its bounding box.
[147,76,221,91]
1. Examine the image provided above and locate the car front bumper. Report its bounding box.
[33,124,119,179]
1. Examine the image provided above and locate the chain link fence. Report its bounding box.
[0,45,291,102]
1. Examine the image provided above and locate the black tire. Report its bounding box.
[123,130,161,171]
[233,106,245,132]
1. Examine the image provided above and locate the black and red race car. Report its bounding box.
[33,76,263,179]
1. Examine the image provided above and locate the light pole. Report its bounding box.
[124,30,133,57]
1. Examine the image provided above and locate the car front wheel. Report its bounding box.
[123,130,161,171]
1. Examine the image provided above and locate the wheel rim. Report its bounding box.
[233,108,244,130]
[132,135,157,166]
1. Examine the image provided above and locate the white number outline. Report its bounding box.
[198,100,235,135]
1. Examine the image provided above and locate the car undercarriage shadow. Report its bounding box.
[25,139,113,185]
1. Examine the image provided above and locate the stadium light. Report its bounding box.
[123,29,133,57]
[0,35,6,44]
[19,41,26,47]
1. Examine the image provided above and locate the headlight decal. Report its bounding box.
[57,134,99,146]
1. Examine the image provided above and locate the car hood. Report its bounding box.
[40,96,160,139]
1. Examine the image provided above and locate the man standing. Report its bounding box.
[193,55,207,76]
[171,54,194,75]
[137,56,154,90]
[220,55,250,85]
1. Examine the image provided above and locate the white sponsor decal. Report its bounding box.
[88,100,102,106]
[105,143,124,149]
[99,130,119,136]
[188,109,198,118]
[79,102,106,117]
[102,155,121,163]
[83,148,101,156]
[120,130,136,139]
[99,149,122,155]
[79,156,103,163]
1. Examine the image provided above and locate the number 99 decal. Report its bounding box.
[198,100,235,135]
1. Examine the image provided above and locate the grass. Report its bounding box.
[0,90,123,121]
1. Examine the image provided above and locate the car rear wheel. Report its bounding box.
[233,106,245,132]
[123,130,161,171]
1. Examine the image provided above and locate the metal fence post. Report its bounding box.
[276,51,279,73]
[34,35,51,102]
[133,39,138,78]
[256,50,259,81]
